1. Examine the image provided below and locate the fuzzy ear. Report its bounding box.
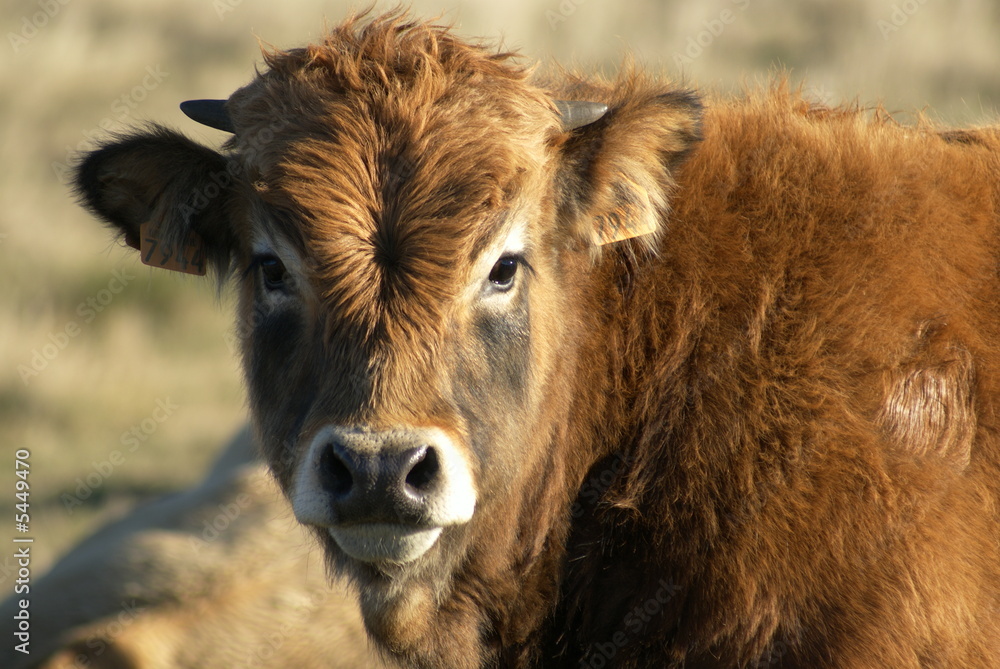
[73,126,237,277]
[555,84,703,253]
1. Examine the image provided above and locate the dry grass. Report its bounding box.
[4,0,999,577]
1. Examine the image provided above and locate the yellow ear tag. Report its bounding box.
[594,178,656,246]
[139,222,207,276]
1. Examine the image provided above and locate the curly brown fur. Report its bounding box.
[73,12,1000,668]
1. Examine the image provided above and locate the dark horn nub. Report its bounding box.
[554,100,609,131]
[179,99,234,133]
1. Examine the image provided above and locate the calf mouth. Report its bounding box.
[328,523,444,564]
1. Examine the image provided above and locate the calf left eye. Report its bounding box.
[489,256,519,290]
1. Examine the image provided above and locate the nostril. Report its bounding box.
[319,444,353,497]
[404,446,440,496]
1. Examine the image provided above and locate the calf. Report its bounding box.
[73,12,1000,668]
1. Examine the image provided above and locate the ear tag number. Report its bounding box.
[139,222,207,276]
[594,178,656,246]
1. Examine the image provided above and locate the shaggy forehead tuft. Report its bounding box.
[224,12,560,338]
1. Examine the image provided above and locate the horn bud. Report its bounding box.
[554,100,609,131]
[179,99,234,133]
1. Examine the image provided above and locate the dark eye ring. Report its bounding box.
[258,255,288,290]
[488,256,519,290]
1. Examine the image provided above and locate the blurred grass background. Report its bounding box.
[3,0,999,578]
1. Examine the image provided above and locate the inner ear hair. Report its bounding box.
[556,82,704,254]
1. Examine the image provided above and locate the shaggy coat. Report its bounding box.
[74,13,1000,668]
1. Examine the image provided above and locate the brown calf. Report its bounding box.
[73,11,1000,668]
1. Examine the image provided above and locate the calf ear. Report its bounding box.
[555,83,703,253]
[73,126,236,277]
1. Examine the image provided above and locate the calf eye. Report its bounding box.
[258,255,288,291]
[488,256,519,290]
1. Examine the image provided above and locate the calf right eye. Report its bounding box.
[257,255,288,291]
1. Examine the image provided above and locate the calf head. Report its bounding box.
[74,14,701,666]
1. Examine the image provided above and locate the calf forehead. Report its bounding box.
[223,17,560,257]
[224,46,558,346]
[246,102,536,272]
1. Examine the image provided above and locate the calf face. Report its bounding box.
[74,14,701,665]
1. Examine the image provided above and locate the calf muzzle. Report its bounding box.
[292,426,476,564]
